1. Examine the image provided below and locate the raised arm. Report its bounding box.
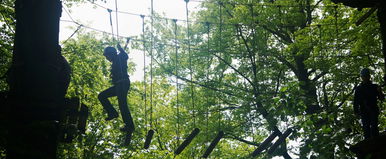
[117,43,127,55]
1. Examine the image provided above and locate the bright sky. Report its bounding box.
[59,0,201,81]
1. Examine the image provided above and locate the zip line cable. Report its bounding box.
[61,19,368,60]
[190,0,344,8]
[62,2,352,51]
[84,0,348,27]
[62,18,339,43]
[63,6,76,25]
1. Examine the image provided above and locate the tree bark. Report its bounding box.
[6,0,66,158]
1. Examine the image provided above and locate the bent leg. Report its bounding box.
[98,86,118,116]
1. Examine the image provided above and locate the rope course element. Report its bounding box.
[109,8,296,155]
[141,14,155,150]
[107,8,114,40]
[201,21,223,159]
[58,1,380,157]
[62,6,83,44]
[212,3,225,157]
[84,0,348,27]
[115,0,119,40]
[106,1,134,145]
[204,21,210,153]
[150,0,154,129]
[141,14,147,137]
[63,6,76,25]
[218,0,223,133]
[267,128,293,155]
[144,0,155,149]
[172,18,180,147]
[250,131,280,157]
[186,0,195,128]
[60,19,366,60]
[190,0,343,8]
[174,0,200,156]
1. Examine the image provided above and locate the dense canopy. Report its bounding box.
[0,0,385,158]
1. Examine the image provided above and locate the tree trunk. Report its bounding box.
[6,0,66,158]
[378,5,386,84]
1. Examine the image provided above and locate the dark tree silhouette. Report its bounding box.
[6,0,67,158]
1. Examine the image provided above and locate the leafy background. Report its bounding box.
[1,0,385,158]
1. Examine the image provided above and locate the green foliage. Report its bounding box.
[0,0,14,91]
[1,0,385,158]
[147,0,385,158]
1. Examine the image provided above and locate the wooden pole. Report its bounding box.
[174,128,200,155]
[202,131,224,158]
[267,128,293,155]
[250,130,280,157]
[144,129,155,149]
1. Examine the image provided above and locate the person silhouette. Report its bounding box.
[354,68,384,139]
[98,44,134,133]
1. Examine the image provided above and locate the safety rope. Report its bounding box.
[150,0,154,128]
[205,21,210,144]
[141,15,147,131]
[218,1,222,131]
[107,9,114,40]
[173,18,180,146]
[115,0,119,40]
[185,0,196,128]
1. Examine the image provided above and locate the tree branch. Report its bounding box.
[210,51,254,88]
[225,134,260,147]
[275,53,297,74]
[312,71,328,82]
[153,58,254,100]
